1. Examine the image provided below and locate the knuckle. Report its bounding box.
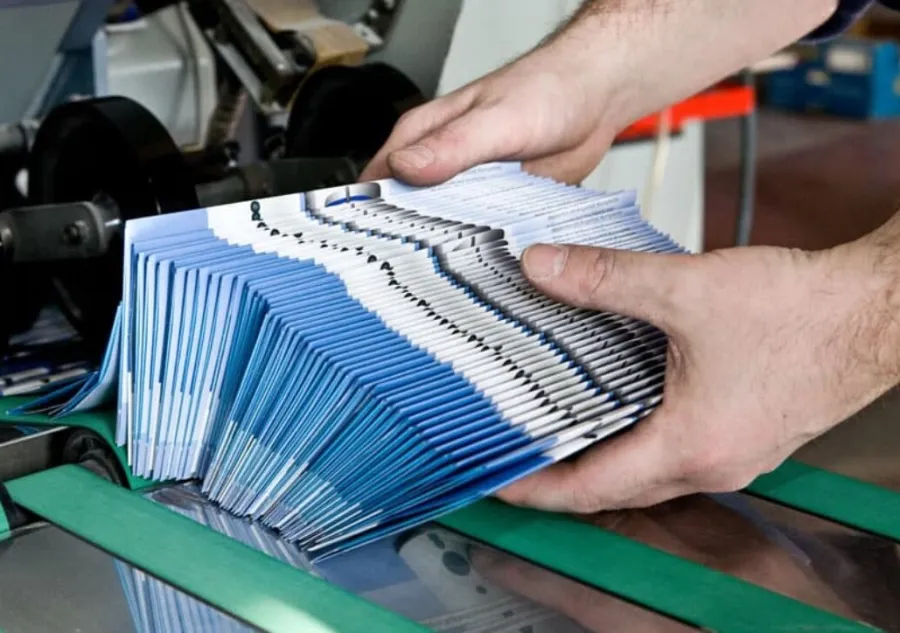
[417,112,476,153]
[682,455,757,493]
[661,260,691,305]
[580,249,617,304]
[758,457,785,476]
[394,108,420,130]
[429,123,466,149]
[673,437,760,493]
[665,253,706,305]
[656,257,698,316]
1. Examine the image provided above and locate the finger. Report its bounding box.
[520,243,695,329]
[523,154,595,186]
[359,91,475,181]
[496,415,683,513]
[385,105,527,186]
[523,130,614,184]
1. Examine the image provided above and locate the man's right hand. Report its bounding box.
[359,45,622,187]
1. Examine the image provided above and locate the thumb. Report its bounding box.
[521,243,694,329]
[387,106,524,186]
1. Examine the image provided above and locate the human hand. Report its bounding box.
[496,236,900,512]
[360,1,837,188]
[358,45,626,186]
[471,495,858,631]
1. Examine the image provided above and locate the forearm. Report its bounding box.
[536,0,838,132]
[820,211,900,415]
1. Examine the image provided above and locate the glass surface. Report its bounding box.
[742,494,900,632]
[144,483,694,633]
[566,491,900,632]
[0,523,250,633]
[3,475,899,631]
[796,385,900,492]
[138,482,900,632]
[0,483,692,633]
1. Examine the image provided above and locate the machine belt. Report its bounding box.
[440,501,875,633]
[7,465,428,633]
[747,460,900,543]
[3,466,881,633]
[0,397,895,632]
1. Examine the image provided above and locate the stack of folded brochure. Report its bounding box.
[14,162,683,560]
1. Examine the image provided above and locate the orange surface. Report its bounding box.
[615,84,755,142]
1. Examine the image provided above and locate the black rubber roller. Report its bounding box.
[284,62,426,165]
[26,96,199,357]
[62,428,128,487]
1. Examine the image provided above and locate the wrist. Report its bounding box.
[532,0,841,135]
[822,221,900,397]
[517,29,633,139]
[531,12,638,134]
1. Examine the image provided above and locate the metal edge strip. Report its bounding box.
[0,495,8,541]
[6,464,430,633]
[436,498,880,632]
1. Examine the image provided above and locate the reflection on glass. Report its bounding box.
[0,523,249,633]
[796,386,900,491]
[13,479,899,632]
[565,492,900,632]
[115,561,256,632]
[0,482,691,633]
[142,483,693,632]
[740,494,900,633]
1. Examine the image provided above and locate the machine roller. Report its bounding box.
[0,62,424,359]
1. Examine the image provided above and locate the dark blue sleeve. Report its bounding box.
[802,0,900,41]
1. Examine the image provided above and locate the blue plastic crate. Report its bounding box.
[762,37,900,119]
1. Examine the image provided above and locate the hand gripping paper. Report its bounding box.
[15,162,683,560]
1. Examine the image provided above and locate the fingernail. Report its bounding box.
[523,244,568,282]
[391,145,434,170]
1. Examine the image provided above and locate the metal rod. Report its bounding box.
[734,68,758,246]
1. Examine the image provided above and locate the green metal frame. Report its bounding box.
[0,397,893,632]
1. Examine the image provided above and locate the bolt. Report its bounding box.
[62,222,85,246]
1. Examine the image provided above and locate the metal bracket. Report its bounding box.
[0,199,119,264]
[352,0,403,51]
